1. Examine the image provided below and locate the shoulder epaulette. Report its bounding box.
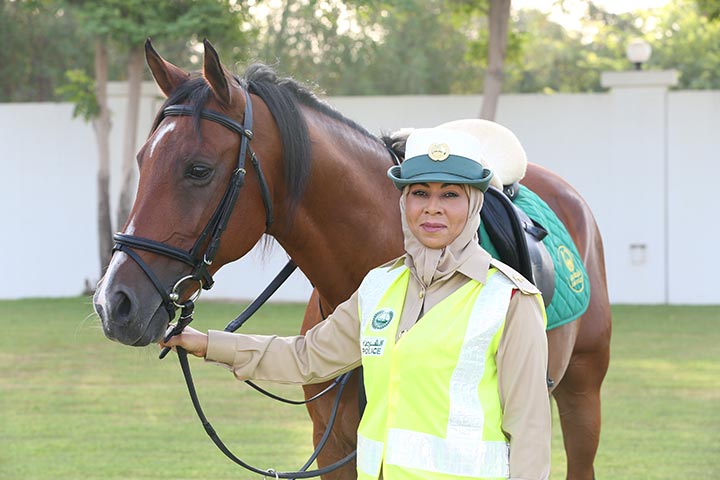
[490,258,540,295]
[380,255,406,270]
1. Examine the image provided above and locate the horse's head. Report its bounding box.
[94,40,283,346]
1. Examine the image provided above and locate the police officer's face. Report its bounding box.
[405,182,469,249]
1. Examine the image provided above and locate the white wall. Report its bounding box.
[600,71,678,303]
[1,74,718,304]
[667,91,720,304]
[1,103,98,298]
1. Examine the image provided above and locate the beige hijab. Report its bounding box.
[400,185,485,287]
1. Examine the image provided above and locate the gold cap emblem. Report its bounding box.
[428,143,450,161]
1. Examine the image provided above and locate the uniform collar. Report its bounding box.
[391,246,493,285]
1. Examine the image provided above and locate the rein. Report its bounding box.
[112,87,354,478]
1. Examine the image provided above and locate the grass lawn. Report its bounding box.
[1,298,718,479]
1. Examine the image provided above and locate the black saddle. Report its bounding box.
[480,184,555,307]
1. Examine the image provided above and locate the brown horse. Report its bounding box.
[94,40,611,480]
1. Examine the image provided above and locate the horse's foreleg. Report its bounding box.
[301,289,359,480]
[304,376,360,480]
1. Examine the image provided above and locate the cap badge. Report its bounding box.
[428,143,450,161]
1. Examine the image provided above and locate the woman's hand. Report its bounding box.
[159,325,208,358]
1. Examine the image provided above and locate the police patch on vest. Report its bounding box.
[371,309,394,330]
[361,337,386,356]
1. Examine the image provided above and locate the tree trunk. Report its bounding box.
[115,46,144,230]
[480,0,511,120]
[94,39,113,275]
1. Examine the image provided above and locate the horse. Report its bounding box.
[94,39,611,480]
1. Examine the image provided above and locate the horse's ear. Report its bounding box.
[202,39,234,106]
[145,38,190,97]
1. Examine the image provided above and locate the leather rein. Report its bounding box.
[112,87,355,478]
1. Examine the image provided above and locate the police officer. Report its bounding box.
[162,127,551,480]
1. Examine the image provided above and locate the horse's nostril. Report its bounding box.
[111,290,136,324]
[117,291,132,317]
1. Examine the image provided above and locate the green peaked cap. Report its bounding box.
[387,127,493,192]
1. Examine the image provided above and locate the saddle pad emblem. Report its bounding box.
[371,309,394,330]
[558,245,585,293]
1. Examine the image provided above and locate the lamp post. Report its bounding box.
[626,39,652,70]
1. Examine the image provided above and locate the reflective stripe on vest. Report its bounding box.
[357,265,409,478]
[357,265,513,480]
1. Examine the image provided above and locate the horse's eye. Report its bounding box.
[187,165,212,180]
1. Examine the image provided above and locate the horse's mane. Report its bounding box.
[152,64,384,216]
[243,64,383,208]
[380,128,412,163]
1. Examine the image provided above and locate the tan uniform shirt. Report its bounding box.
[206,250,551,480]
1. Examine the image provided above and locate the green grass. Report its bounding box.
[1,299,718,479]
[580,305,720,479]
[0,298,314,479]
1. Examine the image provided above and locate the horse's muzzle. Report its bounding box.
[94,279,167,346]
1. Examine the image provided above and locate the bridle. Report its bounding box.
[113,87,273,320]
[112,86,355,478]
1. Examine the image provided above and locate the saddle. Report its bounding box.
[480,184,556,307]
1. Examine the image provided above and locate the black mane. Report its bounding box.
[152,64,383,214]
[380,129,411,163]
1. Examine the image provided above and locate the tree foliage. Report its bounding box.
[4,0,720,102]
[649,0,720,88]
[249,0,525,97]
[54,69,100,120]
[71,0,233,41]
[250,0,484,95]
[504,5,642,93]
[0,0,252,104]
[503,0,720,92]
[696,0,720,19]
[0,0,95,101]
[354,0,479,94]
[67,0,251,74]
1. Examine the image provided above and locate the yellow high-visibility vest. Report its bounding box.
[356,264,514,480]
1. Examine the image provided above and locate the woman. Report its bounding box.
[162,127,551,480]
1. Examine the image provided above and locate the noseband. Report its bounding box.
[113,88,273,321]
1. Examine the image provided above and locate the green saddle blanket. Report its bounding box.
[480,185,590,330]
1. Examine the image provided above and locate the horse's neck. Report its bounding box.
[274,126,404,308]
